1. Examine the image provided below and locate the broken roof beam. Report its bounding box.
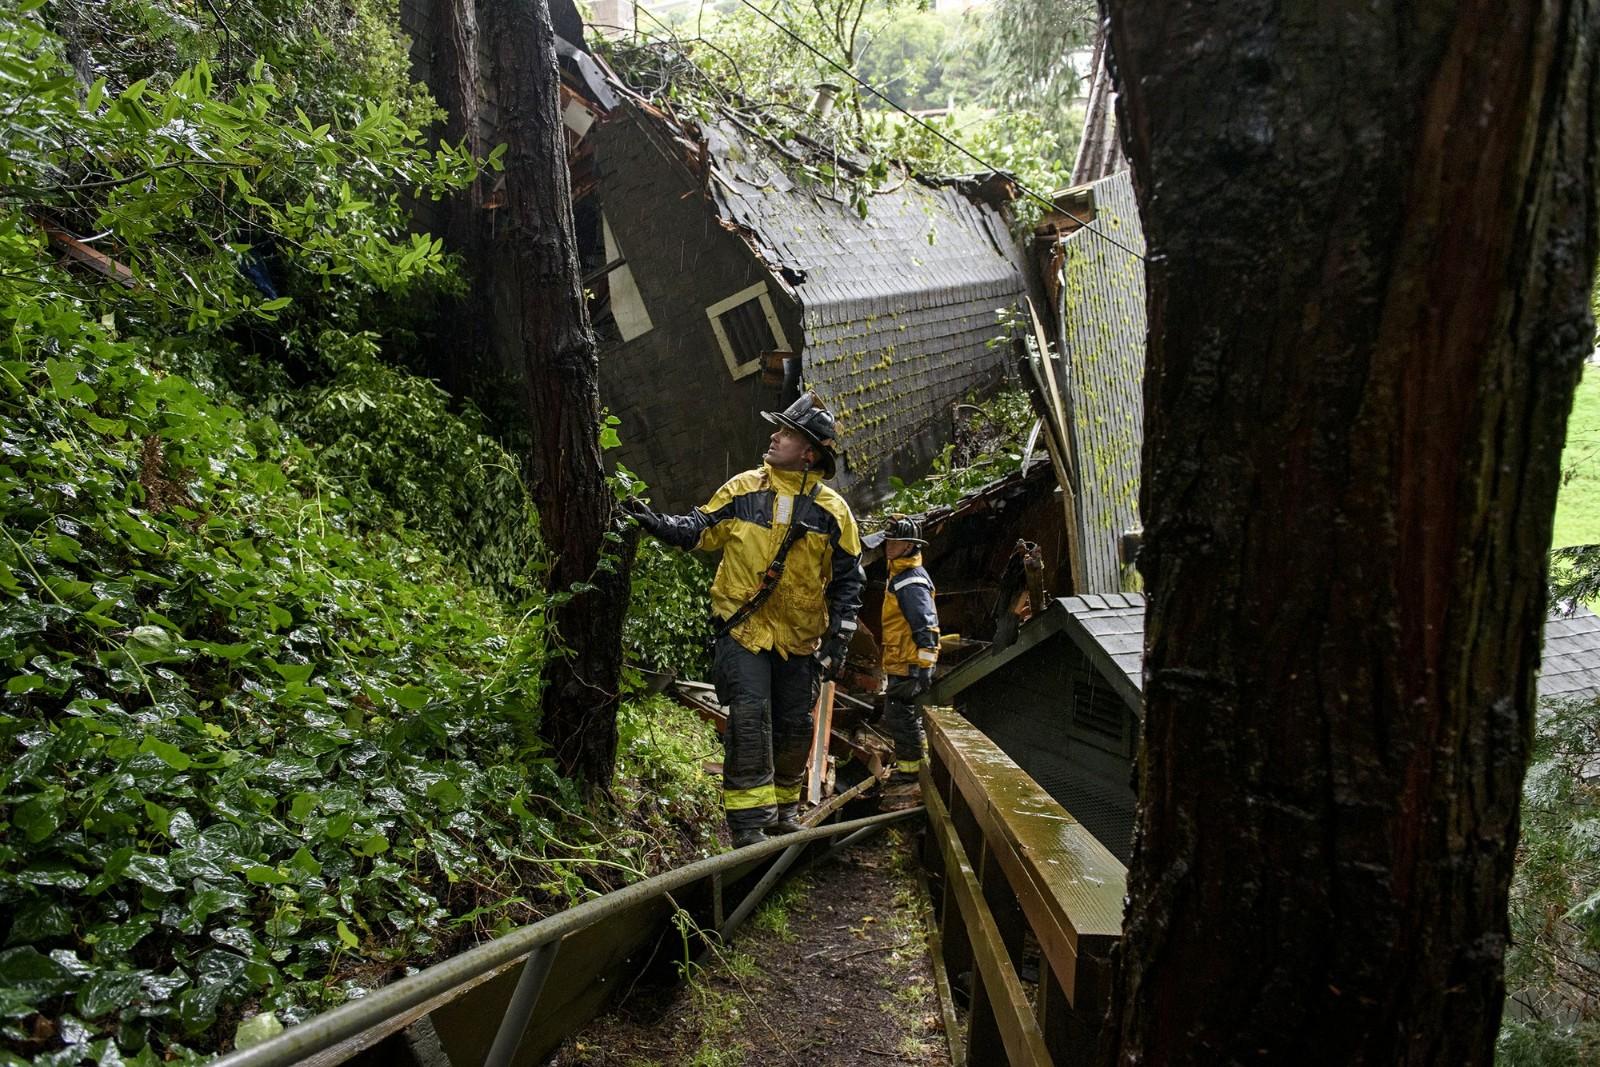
[33,215,136,289]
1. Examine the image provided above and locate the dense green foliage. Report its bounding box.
[609,0,1082,219]
[625,540,714,680]
[0,3,721,1063]
[979,0,1095,118]
[852,8,986,113]
[1499,695,1600,1064]
[877,389,1037,516]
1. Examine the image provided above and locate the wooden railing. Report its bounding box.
[920,707,1127,1066]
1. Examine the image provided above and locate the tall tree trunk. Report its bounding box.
[425,0,485,405]
[433,0,481,215]
[478,0,635,792]
[1103,0,1599,1062]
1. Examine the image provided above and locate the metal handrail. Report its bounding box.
[212,808,923,1067]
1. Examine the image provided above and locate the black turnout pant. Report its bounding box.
[883,674,928,772]
[713,634,821,831]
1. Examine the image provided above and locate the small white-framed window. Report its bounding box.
[706,282,792,380]
[601,215,653,342]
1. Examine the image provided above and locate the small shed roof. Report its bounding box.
[932,597,1600,709]
[927,592,1144,709]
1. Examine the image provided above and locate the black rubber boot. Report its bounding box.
[765,816,806,835]
[730,827,767,849]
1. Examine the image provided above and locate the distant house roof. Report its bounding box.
[933,596,1600,709]
[1540,606,1600,700]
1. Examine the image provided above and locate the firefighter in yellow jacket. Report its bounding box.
[624,394,864,849]
[874,516,939,779]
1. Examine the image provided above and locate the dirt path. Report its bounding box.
[554,828,949,1067]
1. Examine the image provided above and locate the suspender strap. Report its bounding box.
[714,479,824,640]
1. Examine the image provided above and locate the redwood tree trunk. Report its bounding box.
[478,0,635,792]
[425,0,485,406]
[1103,0,1599,1062]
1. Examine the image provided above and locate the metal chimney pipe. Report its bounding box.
[810,82,843,119]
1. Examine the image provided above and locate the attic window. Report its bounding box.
[706,282,792,380]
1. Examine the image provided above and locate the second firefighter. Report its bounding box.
[876,516,939,779]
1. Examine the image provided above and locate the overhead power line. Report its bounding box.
[731,0,1148,263]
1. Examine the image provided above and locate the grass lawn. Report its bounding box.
[1554,364,1600,550]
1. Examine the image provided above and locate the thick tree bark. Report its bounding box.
[432,0,481,211]
[425,0,485,406]
[478,0,635,792]
[1102,0,1599,1062]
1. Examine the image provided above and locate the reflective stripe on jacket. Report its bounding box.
[881,553,939,675]
[653,463,864,656]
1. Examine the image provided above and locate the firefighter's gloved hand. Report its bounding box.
[817,634,850,680]
[620,497,666,538]
[911,664,934,692]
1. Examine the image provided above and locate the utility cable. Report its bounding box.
[732,0,1148,263]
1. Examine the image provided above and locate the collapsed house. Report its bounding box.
[401,9,1031,511]
[574,95,1031,510]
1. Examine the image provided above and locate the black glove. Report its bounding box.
[911,664,934,692]
[817,634,850,680]
[620,497,666,538]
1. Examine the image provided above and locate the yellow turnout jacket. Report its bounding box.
[654,463,864,657]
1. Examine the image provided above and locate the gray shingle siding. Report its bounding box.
[584,108,800,511]
[1057,171,1147,593]
[697,118,1029,502]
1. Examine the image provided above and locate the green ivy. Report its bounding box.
[0,7,718,1064]
[287,348,546,599]
[878,389,1037,515]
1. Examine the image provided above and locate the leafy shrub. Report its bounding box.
[624,541,714,680]
[0,238,573,1054]
[288,346,545,598]
[611,695,723,868]
[877,389,1037,516]
[1499,695,1600,1063]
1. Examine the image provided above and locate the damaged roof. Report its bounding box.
[695,116,1027,482]
[594,90,1029,493]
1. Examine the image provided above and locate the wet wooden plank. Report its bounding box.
[926,782,1053,1066]
[927,707,1125,1005]
[807,682,835,803]
[913,865,966,1067]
